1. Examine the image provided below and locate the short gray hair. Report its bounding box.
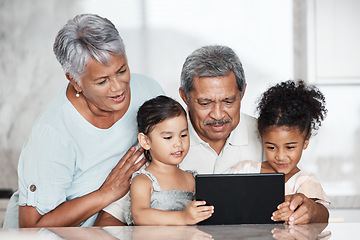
[53,14,125,83]
[180,45,246,100]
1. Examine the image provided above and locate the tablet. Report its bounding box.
[195,173,284,225]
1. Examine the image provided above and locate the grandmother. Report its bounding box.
[3,13,163,228]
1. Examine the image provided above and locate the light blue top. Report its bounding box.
[3,73,164,228]
[124,169,196,225]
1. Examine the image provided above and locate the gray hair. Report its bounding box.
[53,13,125,84]
[180,45,246,100]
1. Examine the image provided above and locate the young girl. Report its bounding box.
[231,80,331,223]
[123,95,214,225]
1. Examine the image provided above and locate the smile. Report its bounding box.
[110,92,125,103]
[171,151,183,157]
[276,163,289,168]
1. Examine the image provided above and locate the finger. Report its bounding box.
[112,146,137,170]
[197,206,214,214]
[288,207,309,225]
[276,201,290,210]
[116,148,144,174]
[124,156,147,179]
[290,211,310,225]
[193,200,207,207]
[289,193,305,211]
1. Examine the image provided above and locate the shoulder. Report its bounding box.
[185,170,198,177]
[129,73,164,109]
[130,73,164,93]
[131,172,153,190]
[293,171,320,184]
[239,113,258,134]
[30,99,74,148]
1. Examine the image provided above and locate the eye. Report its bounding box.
[286,146,295,150]
[163,136,172,140]
[180,133,188,138]
[223,100,234,105]
[198,101,212,108]
[266,146,276,150]
[199,102,209,106]
[116,68,127,75]
[97,79,107,85]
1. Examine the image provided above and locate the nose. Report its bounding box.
[173,138,183,148]
[275,149,287,161]
[109,76,122,92]
[210,102,226,120]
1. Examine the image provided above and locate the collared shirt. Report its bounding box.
[179,113,265,174]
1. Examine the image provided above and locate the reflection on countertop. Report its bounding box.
[1,222,357,240]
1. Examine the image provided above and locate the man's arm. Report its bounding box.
[272,193,329,225]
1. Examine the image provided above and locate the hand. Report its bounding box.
[271,201,294,224]
[272,194,328,225]
[99,146,146,203]
[183,200,214,225]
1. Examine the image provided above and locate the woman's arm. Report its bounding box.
[130,175,213,226]
[19,147,145,228]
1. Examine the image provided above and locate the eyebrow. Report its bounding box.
[264,142,298,145]
[197,96,237,102]
[161,128,188,135]
[93,64,127,81]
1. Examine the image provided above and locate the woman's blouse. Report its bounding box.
[3,74,164,228]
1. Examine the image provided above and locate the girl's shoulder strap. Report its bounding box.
[132,169,161,191]
[185,170,198,177]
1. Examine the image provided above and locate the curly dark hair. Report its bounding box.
[137,95,187,161]
[257,80,327,138]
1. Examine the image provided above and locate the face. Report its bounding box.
[74,54,131,115]
[262,126,310,176]
[180,71,244,149]
[140,115,190,166]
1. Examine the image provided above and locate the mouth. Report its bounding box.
[276,163,290,168]
[171,151,183,157]
[109,92,125,103]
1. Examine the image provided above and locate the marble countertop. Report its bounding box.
[0,222,357,239]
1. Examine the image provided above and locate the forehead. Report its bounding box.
[190,72,240,100]
[83,54,127,79]
[263,126,306,140]
[152,115,188,132]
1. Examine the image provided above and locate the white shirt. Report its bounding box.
[179,113,265,174]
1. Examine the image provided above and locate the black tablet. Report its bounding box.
[195,173,285,225]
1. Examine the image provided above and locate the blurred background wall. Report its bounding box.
[1,0,359,222]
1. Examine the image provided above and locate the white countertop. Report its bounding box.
[0,222,358,239]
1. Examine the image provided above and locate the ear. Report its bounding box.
[138,133,151,150]
[240,83,247,101]
[179,88,189,106]
[303,134,311,150]
[66,73,82,93]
